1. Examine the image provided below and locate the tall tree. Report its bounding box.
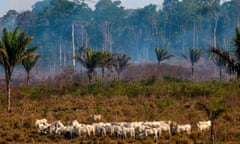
[93,0,124,52]
[182,48,202,82]
[199,0,221,48]
[22,54,41,86]
[0,27,39,112]
[210,28,240,79]
[155,47,173,65]
[29,0,93,69]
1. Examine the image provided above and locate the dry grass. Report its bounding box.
[0,80,239,143]
[0,63,239,143]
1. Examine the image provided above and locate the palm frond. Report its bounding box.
[112,53,131,74]
[22,54,41,73]
[209,47,236,74]
[75,48,99,73]
[212,109,225,119]
[155,48,173,64]
[181,53,188,60]
[0,48,9,66]
[197,102,211,117]
[209,47,232,62]
[23,46,40,57]
[232,28,240,63]
[190,48,202,64]
[209,46,227,67]
[0,27,39,78]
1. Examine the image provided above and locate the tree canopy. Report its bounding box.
[0,0,239,71]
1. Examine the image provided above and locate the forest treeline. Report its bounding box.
[0,0,239,70]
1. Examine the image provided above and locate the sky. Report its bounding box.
[0,0,231,17]
[0,0,164,17]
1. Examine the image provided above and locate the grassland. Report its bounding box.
[0,77,239,144]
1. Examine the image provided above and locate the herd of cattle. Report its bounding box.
[35,116,211,139]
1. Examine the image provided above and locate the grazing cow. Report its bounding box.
[172,124,192,135]
[35,118,48,128]
[49,120,65,135]
[90,114,102,122]
[197,120,211,132]
[35,119,50,134]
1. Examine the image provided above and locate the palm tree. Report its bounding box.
[96,51,113,80]
[197,97,225,144]
[155,48,173,65]
[112,53,131,80]
[22,54,41,86]
[75,48,99,84]
[209,46,227,80]
[0,27,39,112]
[210,28,240,79]
[182,48,202,82]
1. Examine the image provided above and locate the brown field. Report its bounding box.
[0,63,239,144]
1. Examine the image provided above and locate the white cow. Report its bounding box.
[35,118,48,128]
[159,123,171,136]
[172,124,191,135]
[197,120,211,132]
[35,119,50,134]
[121,126,135,139]
[49,120,65,135]
[90,114,102,122]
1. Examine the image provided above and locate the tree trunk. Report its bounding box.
[102,67,105,80]
[192,63,194,82]
[59,36,62,67]
[27,72,30,86]
[6,79,11,112]
[72,23,76,68]
[237,14,240,28]
[237,70,240,80]
[88,71,94,84]
[117,72,120,81]
[193,23,196,48]
[213,14,219,48]
[211,120,215,144]
[219,65,222,80]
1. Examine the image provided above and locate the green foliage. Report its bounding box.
[179,82,217,97]
[87,80,105,96]
[22,54,41,74]
[140,75,156,86]
[22,54,41,85]
[22,79,235,101]
[86,80,151,97]
[75,48,99,83]
[163,75,185,82]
